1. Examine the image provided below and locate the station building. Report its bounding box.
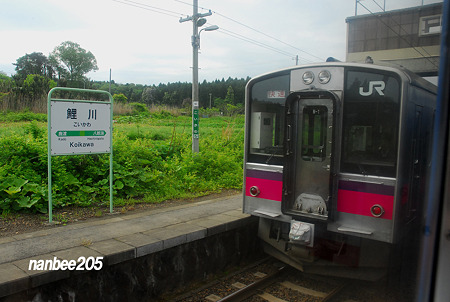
[346,2,443,78]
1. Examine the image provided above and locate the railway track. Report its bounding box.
[217,266,348,302]
[172,257,350,302]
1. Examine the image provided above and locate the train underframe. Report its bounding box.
[257,217,397,281]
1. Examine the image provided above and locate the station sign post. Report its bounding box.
[47,87,113,223]
[193,108,199,139]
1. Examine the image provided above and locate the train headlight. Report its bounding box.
[370,204,385,217]
[318,70,331,84]
[249,186,260,197]
[302,71,314,85]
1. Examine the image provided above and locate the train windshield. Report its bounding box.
[248,74,289,164]
[341,70,401,177]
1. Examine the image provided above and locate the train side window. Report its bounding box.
[301,106,327,161]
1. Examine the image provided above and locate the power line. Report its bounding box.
[173,0,192,7]
[115,0,323,63]
[370,0,386,12]
[217,28,296,58]
[219,28,314,64]
[173,0,325,62]
[113,0,323,64]
[357,1,439,69]
[112,0,183,18]
[203,58,294,71]
[212,11,325,62]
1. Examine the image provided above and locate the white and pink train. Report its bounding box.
[243,62,437,278]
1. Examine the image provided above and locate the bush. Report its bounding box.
[129,102,148,115]
[0,111,47,122]
[0,133,48,213]
[0,115,245,213]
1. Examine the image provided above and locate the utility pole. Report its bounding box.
[180,0,212,153]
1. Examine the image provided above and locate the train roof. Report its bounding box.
[249,61,438,94]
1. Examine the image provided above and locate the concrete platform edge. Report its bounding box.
[0,195,256,298]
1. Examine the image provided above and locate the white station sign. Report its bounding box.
[50,101,111,155]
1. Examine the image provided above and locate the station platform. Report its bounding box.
[0,194,257,299]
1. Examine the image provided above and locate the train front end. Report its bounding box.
[243,63,435,276]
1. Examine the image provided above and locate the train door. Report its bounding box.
[283,91,337,220]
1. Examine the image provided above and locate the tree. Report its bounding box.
[142,86,157,105]
[13,52,53,82]
[0,71,11,87]
[225,85,235,104]
[49,41,98,83]
[163,91,178,106]
[22,74,57,101]
[113,93,128,104]
[90,77,250,109]
[0,72,12,100]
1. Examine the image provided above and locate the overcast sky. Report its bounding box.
[0,0,443,85]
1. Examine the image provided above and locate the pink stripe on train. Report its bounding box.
[245,177,283,202]
[337,183,394,220]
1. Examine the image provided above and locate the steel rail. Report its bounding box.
[217,266,288,302]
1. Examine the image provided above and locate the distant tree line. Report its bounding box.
[0,41,249,114]
[92,77,248,108]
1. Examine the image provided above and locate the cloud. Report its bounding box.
[1,0,442,85]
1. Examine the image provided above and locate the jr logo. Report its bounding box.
[359,81,385,96]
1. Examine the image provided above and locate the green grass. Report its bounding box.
[0,113,245,214]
